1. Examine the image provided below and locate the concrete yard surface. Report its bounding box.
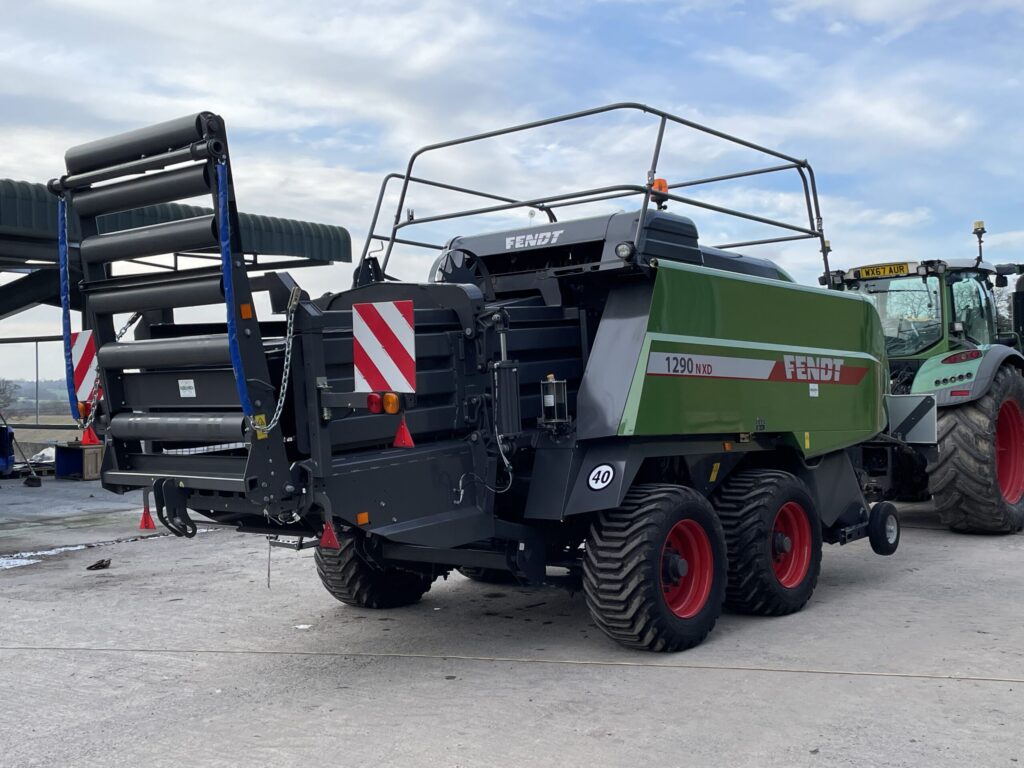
[0,477,144,556]
[0,490,1022,768]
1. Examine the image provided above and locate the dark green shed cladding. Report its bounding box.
[0,178,351,264]
[0,177,350,319]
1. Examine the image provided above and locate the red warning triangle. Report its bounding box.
[320,521,341,549]
[82,426,100,445]
[139,504,156,530]
[393,414,415,448]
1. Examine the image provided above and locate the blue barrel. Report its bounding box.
[0,426,14,476]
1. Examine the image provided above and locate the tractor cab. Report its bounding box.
[832,259,1004,359]
[823,258,1024,398]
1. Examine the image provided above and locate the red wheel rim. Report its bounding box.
[772,502,812,588]
[996,399,1024,504]
[660,519,714,619]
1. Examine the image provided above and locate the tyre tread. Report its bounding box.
[583,484,724,652]
[315,533,433,608]
[711,469,821,616]
[929,367,1024,533]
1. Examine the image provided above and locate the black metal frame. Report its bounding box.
[358,102,831,277]
[0,334,80,431]
[50,113,293,514]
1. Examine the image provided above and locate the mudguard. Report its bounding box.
[912,345,1024,407]
[525,437,744,520]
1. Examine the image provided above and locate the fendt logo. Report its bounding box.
[505,230,565,249]
[783,354,845,382]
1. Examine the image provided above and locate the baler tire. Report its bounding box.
[868,501,901,556]
[583,484,726,652]
[457,567,517,584]
[315,533,434,609]
[929,366,1024,534]
[711,470,822,616]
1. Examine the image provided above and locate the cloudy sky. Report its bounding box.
[2,0,1023,377]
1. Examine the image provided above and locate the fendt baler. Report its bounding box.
[50,104,932,651]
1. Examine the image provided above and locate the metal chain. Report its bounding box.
[77,312,142,430]
[249,287,301,436]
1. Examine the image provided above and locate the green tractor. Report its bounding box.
[828,223,1024,533]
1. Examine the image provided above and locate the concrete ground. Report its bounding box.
[0,482,1021,768]
[0,476,143,556]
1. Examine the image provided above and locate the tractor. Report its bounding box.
[827,223,1024,533]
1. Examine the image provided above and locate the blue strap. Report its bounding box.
[216,161,254,417]
[58,197,80,421]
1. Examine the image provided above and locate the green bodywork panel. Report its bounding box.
[619,260,888,458]
[911,350,984,394]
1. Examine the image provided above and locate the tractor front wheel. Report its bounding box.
[929,366,1024,533]
[583,484,726,652]
[711,470,822,616]
[315,530,435,608]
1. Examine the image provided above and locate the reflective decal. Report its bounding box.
[587,464,615,491]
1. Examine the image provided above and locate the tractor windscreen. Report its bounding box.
[848,275,943,356]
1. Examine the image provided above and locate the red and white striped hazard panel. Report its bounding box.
[70,330,98,401]
[353,300,416,393]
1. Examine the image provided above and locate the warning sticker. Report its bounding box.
[178,379,196,398]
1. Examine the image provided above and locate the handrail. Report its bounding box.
[359,102,831,281]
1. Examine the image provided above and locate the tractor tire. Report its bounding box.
[929,366,1024,534]
[457,566,516,584]
[711,470,822,616]
[583,484,726,652]
[315,532,434,609]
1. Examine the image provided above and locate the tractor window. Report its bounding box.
[847,275,943,356]
[950,275,995,344]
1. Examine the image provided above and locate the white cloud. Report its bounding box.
[693,53,977,156]
[986,231,1024,250]
[772,0,1024,36]
[696,47,813,86]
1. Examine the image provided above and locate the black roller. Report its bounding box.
[65,113,213,175]
[81,215,218,264]
[98,334,230,369]
[89,276,224,315]
[74,164,211,218]
[108,412,247,442]
[58,142,214,192]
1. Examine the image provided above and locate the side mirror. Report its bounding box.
[995,333,1019,348]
